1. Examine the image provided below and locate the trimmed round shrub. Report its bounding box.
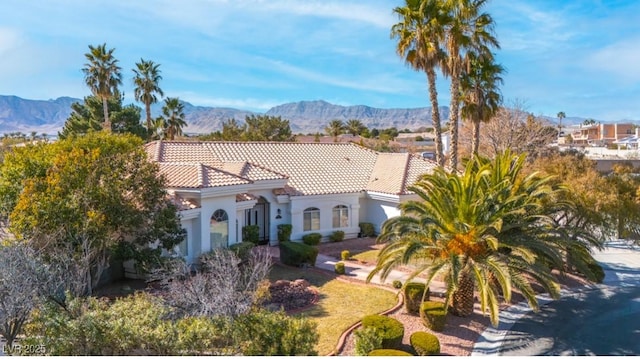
[242,225,260,244]
[354,326,383,356]
[277,224,292,242]
[279,241,319,267]
[368,349,413,356]
[335,262,345,274]
[302,233,322,246]
[392,280,403,289]
[404,282,429,315]
[341,250,351,261]
[361,314,404,349]
[410,331,440,356]
[329,230,345,242]
[228,241,255,262]
[420,301,447,332]
[359,222,375,237]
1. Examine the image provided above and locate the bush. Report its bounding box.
[360,314,404,349]
[588,262,605,283]
[329,230,345,242]
[302,233,322,245]
[354,327,383,356]
[420,301,447,332]
[277,224,292,242]
[392,280,403,289]
[335,262,345,274]
[410,331,440,356]
[341,250,351,260]
[228,241,255,262]
[242,225,260,244]
[279,241,318,267]
[359,222,375,237]
[368,349,413,356]
[404,282,429,315]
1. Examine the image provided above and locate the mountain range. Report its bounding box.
[0,95,590,135]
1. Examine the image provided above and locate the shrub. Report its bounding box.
[392,280,403,289]
[410,331,440,356]
[420,301,447,332]
[302,233,322,245]
[279,241,318,267]
[242,225,260,244]
[359,222,375,237]
[228,241,255,262]
[360,314,404,349]
[404,282,429,315]
[341,250,351,260]
[368,349,413,356]
[329,230,345,242]
[335,262,345,274]
[354,327,383,356]
[588,262,605,283]
[277,224,292,242]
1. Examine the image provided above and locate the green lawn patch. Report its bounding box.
[351,249,380,264]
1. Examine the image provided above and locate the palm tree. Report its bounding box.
[392,0,448,167]
[82,43,122,132]
[557,111,566,139]
[345,119,365,136]
[325,119,345,141]
[368,151,600,325]
[442,0,499,171]
[160,97,187,140]
[133,59,164,133]
[460,53,504,155]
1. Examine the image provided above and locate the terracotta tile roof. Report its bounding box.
[403,154,439,194]
[366,153,410,195]
[157,162,250,188]
[236,193,258,202]
[221,161,288,181]
[168,192,200,210]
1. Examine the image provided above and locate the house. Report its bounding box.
[570,123,635,146]
[145,140,437,263]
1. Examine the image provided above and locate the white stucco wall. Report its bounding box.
[360,197,401,234]
[289,193,361,242]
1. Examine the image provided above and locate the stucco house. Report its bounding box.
[145,140,437,263]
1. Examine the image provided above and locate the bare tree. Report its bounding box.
[157,247,272,318]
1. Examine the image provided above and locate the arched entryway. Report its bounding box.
[210,209,229,249]
[244,196,270,245]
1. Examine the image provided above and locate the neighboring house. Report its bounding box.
[613,128,640,150]
[145,140,437,264]
[571,123,635,146]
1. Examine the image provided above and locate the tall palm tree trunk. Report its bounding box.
[472,120,481,155]
[145,102,152,132]
[448,74,460,171]
[427,68,445,167]
[102,98,111,133]
[451,270,475,317]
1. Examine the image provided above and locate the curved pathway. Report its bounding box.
[472,240,640,356]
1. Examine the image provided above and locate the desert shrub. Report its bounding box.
[368,349,413,356]
[277,224,293,242]
[242,225,260,244]
[588,262,605,283]
[302,233,322,245]
[404,282,429,315]
[329,230,345,242]
[420,301,447,332]
[354,326,383,356]
[359,222,376,237]
[410,331,440,355]
[335,262,345,274]
[341,250,351,260]
[360,314,404,349]
[279,241,318,267]
[228,241,255,262]
[176,316,235,355]
[392,280,403,289]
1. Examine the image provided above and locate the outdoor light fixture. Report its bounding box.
[275,208,282,219]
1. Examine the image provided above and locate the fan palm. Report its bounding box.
[325,119,345,141]
[82,43,122,132]
[392,0,448,167]
[133,59,164,132]
[160,98,187,140]
[345,119,365,136]
[369,151,600,326]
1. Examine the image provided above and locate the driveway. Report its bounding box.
[473,240,640,356]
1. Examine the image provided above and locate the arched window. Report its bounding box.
[333,205,349,228]
[303,207,320,231]
[210,209,229,249]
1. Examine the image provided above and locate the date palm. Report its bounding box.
[325,119,345,141]
[460,53,504,155]
[345,119,365,136]
[392,0,448,167]
[82,43,122,132]
[160,97,187,140]
[369,151,600,325]
[133,59,164,132]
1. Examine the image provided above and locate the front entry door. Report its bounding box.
[244,197,270,244]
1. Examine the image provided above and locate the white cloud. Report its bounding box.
[584,37,640,83]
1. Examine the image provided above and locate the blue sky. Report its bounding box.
[1,0,639,122]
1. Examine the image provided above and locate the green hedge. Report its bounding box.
[359,222,375,237]
[335,262,345,274]
[302,233,322,246]
[361,314,404,349]
[404,282,429,315]
[420,301,447,332]
[410,331,440,355]
[228,241,255,262]
[368,349,412,356]
[277,224,292,242]
[329,230,345,242]
[279,241,318,267]
[242,225,260,244]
